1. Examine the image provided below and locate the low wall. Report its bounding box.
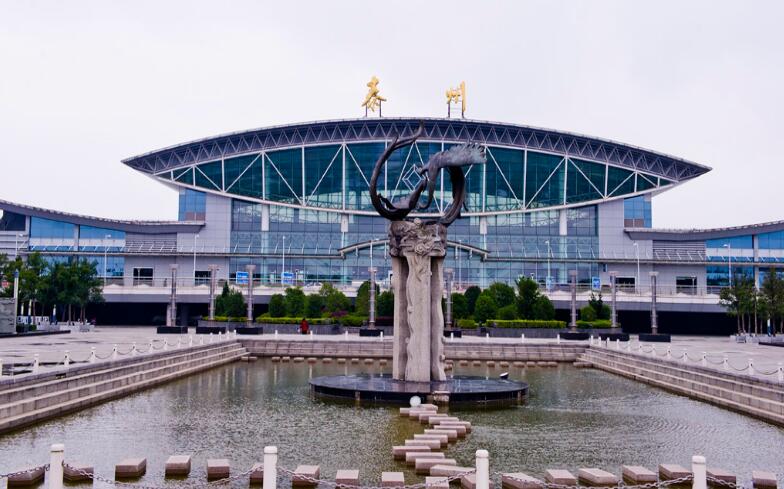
[583,347,784,426]
[238,339,586,362]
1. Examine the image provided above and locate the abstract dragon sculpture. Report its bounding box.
[369,122,486,382]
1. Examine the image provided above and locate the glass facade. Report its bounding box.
[706,236,753,249]
[178,189,206,221]
[706,265,753,287]
[0,210,25,231]
[624,196,652,228]
[83,255,125,277]
[168,143,669,215]
[30,217,76,240]
[758,230,784,249]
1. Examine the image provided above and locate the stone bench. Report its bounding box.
[659,464,692,480]
[501,472,542,489]
[292,465,320,487]
[751,471,778,489]
[578,468,618,486]
[545,469,577,486]
[207,459,230,480]
[406,438,441,449]
[7,467,46,487]
[426,476,450,489]
[250,463,264,485]
[622,466,656,483]
[115,458,147,479]
[406,452,445,466]
[416,458,456,475]
[165,455,192,476]
[392,445,431,460]
[382,472,405,487]
[63,463,93,482]
[336,469,360,488]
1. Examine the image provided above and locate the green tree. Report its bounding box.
[319,283,350,314]
[497,304,517,320]
[377,291,394,317]
[487,282,516,309]
[516,277,541,319]
[72,259,103,323]
[355,280,380,316]
[284,287,306,317]
[268,294,286,317]
[473,291,497,324]
[215,283,246,317]
[760,271,784,334]
[588,292,611,320]
[450,293,468,320]
[2,253,49,317]
[532,295,556,320]
[580,305,597,322]
[464,286,481,314]
[305,294,324,318]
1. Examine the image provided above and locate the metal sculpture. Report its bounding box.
[368,121,486,383]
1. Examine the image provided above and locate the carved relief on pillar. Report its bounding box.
[388,219,447,259]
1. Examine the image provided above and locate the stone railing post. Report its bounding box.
[649,271,659,334]
[89,347,96,363]
[778,362,783,383]
[691,455,707,489]
[609,271,618,328]
[246,264,256,325]
[569,270,578,332]
[263,446,278,489]
[64,351,70,368]
[208,264,219,320]
[368,267,377,328]
[475,449,489,489]
[701,352,707,367]
[49,443,64,489]
[748,359,755,376]
[169,264,178,328]
[33,353,40,373]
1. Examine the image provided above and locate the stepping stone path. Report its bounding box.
[395,403,476,477]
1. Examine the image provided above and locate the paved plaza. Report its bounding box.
[0,328,782,379]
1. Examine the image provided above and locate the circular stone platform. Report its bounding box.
[310,374,528,405]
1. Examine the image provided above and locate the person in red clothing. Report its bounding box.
[300,317,309,335]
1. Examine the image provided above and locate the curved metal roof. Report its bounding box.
[122,117,711,182]
[625,220,784,241]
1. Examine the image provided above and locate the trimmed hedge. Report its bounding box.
[340,315,367,327]
[456,319,477,329]
[254,316,334,325]
[211,316,248,323]
[575,319,614,329]
[490,319,566,329]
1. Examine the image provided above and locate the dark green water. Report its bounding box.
[1,360,782,487]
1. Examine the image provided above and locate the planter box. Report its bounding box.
[598,333,630,341]
[236,327,263,335]
[638,333,671,342]
[359,328,383,337]
[196,326,227,335]
[157,326,189,334]
[444,329,462,338]
[560,332,590,340]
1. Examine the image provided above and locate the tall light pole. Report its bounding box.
[103,234,111,286]
[457,240,462,289]
[193,234,199,284]
[633,242,640,293]
[13,270,19,330]
[723,243,732,287]
[281,235,286,282]
[14,233,23,259]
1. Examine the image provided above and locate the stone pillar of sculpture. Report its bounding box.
[389,219,446,383]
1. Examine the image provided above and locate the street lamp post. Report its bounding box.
[445,268,454,329]
[633,242,640,293]
[193,234,199,285]
[208,264,218,321]
[368,267,377,329]
[569,270,578,332]
[457,240,462,289]
[650,271,659,334]
[723,243,732,288]
[13,270,19,330]
[545,240,552,289]
[14,233,23,259]
[609,271,618,329]
[103,234,111,286]
[281,235,286,282]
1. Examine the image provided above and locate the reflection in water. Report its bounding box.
[1,360,783,487]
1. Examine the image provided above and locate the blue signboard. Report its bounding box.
[235,271,249,285]
[282,271,295,286]
[592,276,601,291]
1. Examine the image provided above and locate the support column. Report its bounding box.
[169,264,178,327]
[650,271,659,334]
[404,251,432,382]
[609,271,618,329]
[246,264,256,325]
[208,264,218,321]
[368,267,377,328]
[569,270,578,332]
[444,268,454,329]
[391,257,409,380]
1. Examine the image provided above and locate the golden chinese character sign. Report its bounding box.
[361,76,387,116]
[445,81,466,118]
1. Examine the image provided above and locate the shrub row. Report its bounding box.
[490,319,566,329]
[575,319,615,329]
[254,316,334,325]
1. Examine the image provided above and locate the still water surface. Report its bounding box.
[1,360,782,486]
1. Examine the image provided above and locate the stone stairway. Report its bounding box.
[0,341,248,433]
[580,347,784,425]
[393,404,476,482]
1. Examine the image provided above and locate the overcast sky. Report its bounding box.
[1,1,782,229]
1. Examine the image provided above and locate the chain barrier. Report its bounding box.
[753,366,780,376]
[706,475,748,489]
[726,362,750,372]
[277,466,473,489]
[63,462,259,489]
[95,351,114,360]
[496,473,694,489]
[0,464,49,480]
[705,357,725,366]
